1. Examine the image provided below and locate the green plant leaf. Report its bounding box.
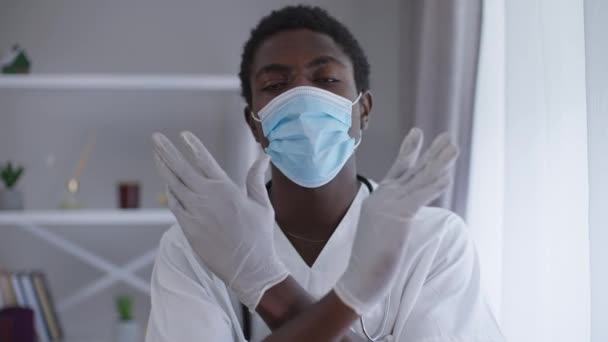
[115,295,133,321]
[1,162,24,188]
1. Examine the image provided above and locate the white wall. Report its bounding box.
[0,0,403,339]
[585,1,608,341]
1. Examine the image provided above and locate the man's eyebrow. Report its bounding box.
[255,63,291,79]
[306,55,346,69]
[254,56,346,79]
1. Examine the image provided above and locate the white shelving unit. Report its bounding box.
[0,210,176,314]
[0,73,240,91]
[1,72,234,340]
[0,71,234,307]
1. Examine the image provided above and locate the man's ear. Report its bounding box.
[359,90,373,130]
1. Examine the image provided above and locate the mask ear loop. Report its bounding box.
[250,111,262,122]
[352,92,364,148]
[352,92,363,105]
[354,133,363,149]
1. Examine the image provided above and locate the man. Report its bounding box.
[147,5,504,342]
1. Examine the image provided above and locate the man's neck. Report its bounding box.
[270,159,360,243]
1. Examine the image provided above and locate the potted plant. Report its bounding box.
[0,162,25,210]
[114,295,141,342]
[1,44,31,74]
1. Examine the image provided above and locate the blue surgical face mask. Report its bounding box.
[251,86,362,188]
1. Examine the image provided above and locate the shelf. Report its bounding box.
[0,73,240,91]
[0,209,175,226]
[0,209,171,313]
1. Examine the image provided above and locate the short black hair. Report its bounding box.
[239,5,371,106]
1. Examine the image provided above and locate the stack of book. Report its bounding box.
[0,271,63,342]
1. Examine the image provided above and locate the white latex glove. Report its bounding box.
[152,131,289,310]
[334,128,459,315]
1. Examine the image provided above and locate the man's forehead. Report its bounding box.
[252,29,351,71]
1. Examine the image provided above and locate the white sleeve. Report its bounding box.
[146,228,241,342]
[394,213,505,342]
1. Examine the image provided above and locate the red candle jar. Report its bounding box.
[118,181,140,209]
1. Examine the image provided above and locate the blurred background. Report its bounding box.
[0,0,606,342]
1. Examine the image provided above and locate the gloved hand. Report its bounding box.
[152,131,289,310]
[334,128,459,315]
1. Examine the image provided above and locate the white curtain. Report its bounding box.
[585,1,608,341]
[467,0,591,341]
[398,0,482,218]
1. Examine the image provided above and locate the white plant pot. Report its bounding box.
[114,321,141,342]
[0,188,24,210]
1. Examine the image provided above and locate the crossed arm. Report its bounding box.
[257,276,366,341]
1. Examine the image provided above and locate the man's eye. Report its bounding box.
[262,82,287,92]
[316,78,340,84]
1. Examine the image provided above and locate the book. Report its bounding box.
[19,273,50,342]
[0,271,18,306]
[32,272,63,341]
[0,271,4,308]
[10,273,25,306]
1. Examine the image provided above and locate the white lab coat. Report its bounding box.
[146,182,505,341]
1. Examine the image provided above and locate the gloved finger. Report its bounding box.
[426,141,459,174]
[411,140,458,189]
[400,173,451,206]
[154,152,185,190]
[166,185,189,215]
[153,132,204,193]
[398,140,457,195]
[179,131,230,182]
[154,153,202,212]
[404,164,452,193]
[418,132,452,168]
[166,187,210,238]
[383,128,424,182]
[246,148,272,207]
[166,184,217,237]
[397,131,452,186]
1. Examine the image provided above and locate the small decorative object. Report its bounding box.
[60,133,95,209]
[118,181,140,209]
[156,191,168,207]
[60,178,83,209]
[114,295,141,342]
[0,161,25,210]
[1,44,31,74]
